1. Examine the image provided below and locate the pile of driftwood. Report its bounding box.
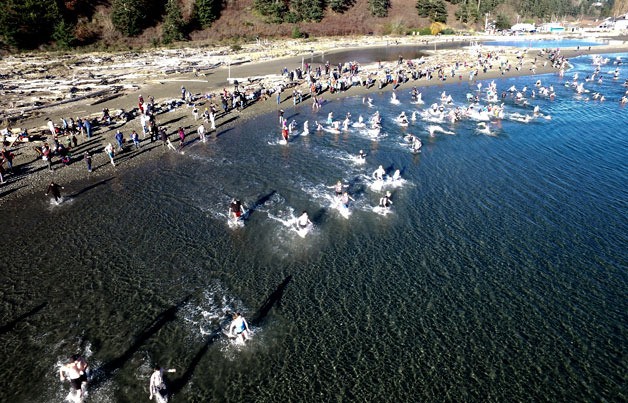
[0,47,234,123]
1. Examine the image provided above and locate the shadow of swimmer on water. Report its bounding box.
[168,275,293,397]
[0,301,47,334]
[251,275,293,326]
[88,295,192,390]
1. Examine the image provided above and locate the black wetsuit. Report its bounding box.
[47,183,62,201]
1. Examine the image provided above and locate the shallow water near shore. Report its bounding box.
[485,38,607,48]
[1,53,626,402]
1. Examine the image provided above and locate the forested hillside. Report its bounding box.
[0,0,620,51]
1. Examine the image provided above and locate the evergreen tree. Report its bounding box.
[416,0,447,23]
[369,0,390,17]
[454,2,478,24]
[0,0,61,48]
[254,0,289,23]
[195,0,222,28]
[162,0,185,44]
[432,0,447,23]
[53,19,77,49]
[291,0,324,22]
[329,0,353,13]
[111,0,149,37]
[495,13,510,30]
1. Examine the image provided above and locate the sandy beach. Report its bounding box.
[1,33,627,206]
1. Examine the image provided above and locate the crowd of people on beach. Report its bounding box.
[0,41,610,196]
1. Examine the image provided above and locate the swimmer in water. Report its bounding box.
[411,138,422,152]
[297,211,312,229]
[59,354,89,399]
[229,198,245,220]
[46,181,64,202]
[229,312,250,343]
[339,191,354,208]
[149,366,176,402]
[379,191,393,208]
[373,165,386,181]
[329,180,346,196]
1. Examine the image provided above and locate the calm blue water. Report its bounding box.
[0,53,626,402]
[486,39,606,48]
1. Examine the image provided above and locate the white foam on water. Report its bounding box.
[372,205,393,216]
[427,125,455,136]
[180,282,251,345]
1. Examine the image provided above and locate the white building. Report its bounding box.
[538,23,566,33]
[597,13,628,30]
[511,23,536,32]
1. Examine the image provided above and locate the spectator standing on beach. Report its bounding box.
[76,117,84,136]
[198,123,206,142]
[131,130,141,149]
[160,128,168,147]
[84,151,92,172]
[47,118,56,136]
[139,114,148,138]
[83,118,92,138]
[1,148,15,174]
[209,108,216,130]
[150,122,159,143]
[104,143,115,166]
[42,143,53,171]
[115,130,124,151]
[0,162,5,184]
[177,127,186,151]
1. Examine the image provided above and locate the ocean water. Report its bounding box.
[0,53,626,402]
[485,38,606,48]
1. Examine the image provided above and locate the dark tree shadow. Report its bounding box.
[0,302,47,334]
[250,275,292,326]
[89,295,191,389]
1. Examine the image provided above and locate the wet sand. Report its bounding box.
[1,35,627,206]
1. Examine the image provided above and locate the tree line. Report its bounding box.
[0,0,618,50]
